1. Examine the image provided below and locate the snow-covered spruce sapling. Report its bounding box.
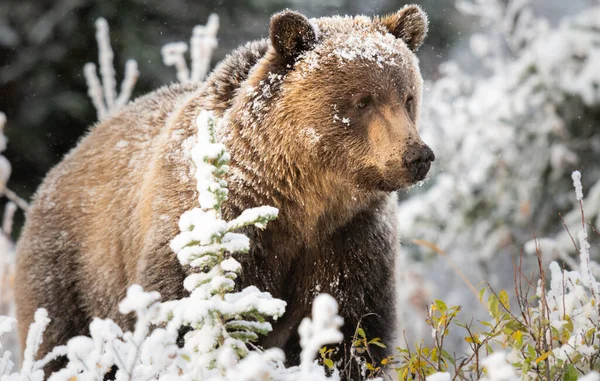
[160,110,285,374]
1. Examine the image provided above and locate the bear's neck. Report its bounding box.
[224,140,383,246]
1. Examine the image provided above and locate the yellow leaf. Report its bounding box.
[434,300,448,312]
[535,351,551,364]
[499,290,510,310]
[512,330,523,347]
[488,294,499,319]
[401,367,409,380]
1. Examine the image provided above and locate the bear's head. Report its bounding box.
[233,5,434,195]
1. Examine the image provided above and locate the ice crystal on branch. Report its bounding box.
[162,14,219,84]
[572,171,583,202]
[0,309,65,381]
[160,110,284,375]
[84,18,139,121]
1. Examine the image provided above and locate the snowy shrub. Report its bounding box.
[393,171,600,381]
[396,0,600,339]
[401,0,600,259]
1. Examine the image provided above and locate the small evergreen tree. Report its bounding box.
[160,110,286,376]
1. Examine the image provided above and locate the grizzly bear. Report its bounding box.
[15,5,434,377]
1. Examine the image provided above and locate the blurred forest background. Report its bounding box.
[1,0,600,348]
[0,0,462,209]
[0,0,588,223]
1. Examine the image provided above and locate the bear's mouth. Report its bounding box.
[378,166,432,191]
[408,160,432,183]
[403,144,435,184]
[354,160,433,192]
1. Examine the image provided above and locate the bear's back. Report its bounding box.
[15,83,201,332]
[14,40,272,354]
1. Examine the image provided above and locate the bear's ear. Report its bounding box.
[270,10,317,65]
[378,4,428,52]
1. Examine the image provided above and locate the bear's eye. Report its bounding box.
[355,95,371,109]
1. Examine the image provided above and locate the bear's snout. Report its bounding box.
[403,144,435,181]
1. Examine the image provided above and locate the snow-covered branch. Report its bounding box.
[84,18,139,121]
[299,294,344,373]
[162,14,219,84]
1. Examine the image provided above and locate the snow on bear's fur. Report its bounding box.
[15,6,433,376]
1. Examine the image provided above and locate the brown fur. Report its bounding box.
[376,4,429,52]
[15,6,432,378]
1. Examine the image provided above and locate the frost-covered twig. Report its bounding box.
[572,171,596,297]
[84,18,139,121]
[0,113,27,368]
[4,309,55,381]
[1,203,15,239]
[298,294,344,372]
[0,317,16,377]
[161,42,189,84]
[2,190,28,214]
[0,113,11,197]
[162,14,219,84]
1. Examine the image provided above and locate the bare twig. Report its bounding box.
[4,188,29,212]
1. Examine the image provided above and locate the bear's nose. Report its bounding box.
[403,144,435,181]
